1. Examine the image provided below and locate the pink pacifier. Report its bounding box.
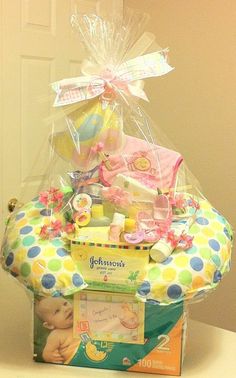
[124,230,145,244]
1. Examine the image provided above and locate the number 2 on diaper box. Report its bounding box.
[157,334,171,351]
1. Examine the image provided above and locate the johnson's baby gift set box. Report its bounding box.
[1,0,233,376]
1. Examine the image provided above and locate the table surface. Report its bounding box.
[0,272,236,378]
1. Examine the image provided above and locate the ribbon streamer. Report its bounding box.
[52,50,174,107]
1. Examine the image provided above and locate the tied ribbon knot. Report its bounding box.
[52,50,173,107]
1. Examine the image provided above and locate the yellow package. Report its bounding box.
[71,227,150,293]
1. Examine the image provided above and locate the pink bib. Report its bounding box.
[100,135,183,190]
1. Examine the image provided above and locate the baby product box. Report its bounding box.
[34,291,186,375]
[70,227,151,294]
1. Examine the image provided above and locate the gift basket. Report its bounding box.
[1,0,233,375]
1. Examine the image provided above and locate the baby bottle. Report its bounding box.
[150,216,195,263]
[87,204,111,227]
[109,212,126,242]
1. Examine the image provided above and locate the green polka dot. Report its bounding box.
[22,235,35,247]
[20,263,31,277]
[11,239,21,249]
[186,245,197,254]
[216,233,226,245]
[6,223,14,231]
[52,239,63,247]
[48,259,62,272]
[23,203,34,210]
[35,202,45,209]
[148,266,161,281]
[204,211,216,220]
[179,270,192,285]
[190,224,201,235]
[216,215,226,225]
[211,254,221,267]
[38,239,49,246]
[199,247,212,259]
[3,245,10,258]
[29,217,42,225]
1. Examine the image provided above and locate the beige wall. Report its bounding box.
[127,0,236,331]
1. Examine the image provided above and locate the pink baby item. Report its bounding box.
[99,135,183,191]
[136,194,172,241]
[102,186,132,208]
[153,194,172,232]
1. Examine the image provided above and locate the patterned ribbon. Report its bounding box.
[52,50,173,107]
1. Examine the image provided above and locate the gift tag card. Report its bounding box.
[73,291,145,344]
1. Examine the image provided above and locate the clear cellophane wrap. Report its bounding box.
[1,0,233,308]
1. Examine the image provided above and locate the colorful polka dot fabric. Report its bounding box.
[1,195,233,303]
[137,198,233,304]
[1,197,87,297]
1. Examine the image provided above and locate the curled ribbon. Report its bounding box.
[52,50,174,107]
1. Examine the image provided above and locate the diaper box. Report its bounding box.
[33,291,186,376]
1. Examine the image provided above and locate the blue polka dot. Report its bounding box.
[72,273,83,287]
[20,226,33,235]
[56,248,68,257]
[16,212,25,221]
[41,274,56,289]
[213,270,222,283]
[146,299,160,305]
[212,208,220,215]
[196,217,209,226]
[186,245,197,255]
[161,256,173,265]
[190,257,204,271]
[27,246,41,258]
[167,284,182,299]
[224,227,232,241]
[208,239,220,252]
[137,281,151,296]
[52,291,62,297]
[40,209,52,216]
[211,255,221,267]
[5,252,14,266]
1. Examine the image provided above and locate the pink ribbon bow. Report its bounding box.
[52,50,174,107]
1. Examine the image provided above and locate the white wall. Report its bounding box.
[127,0,236,331]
